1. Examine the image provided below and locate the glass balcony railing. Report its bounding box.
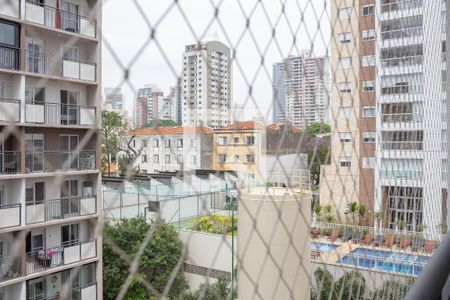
[381,141,423,151]
[381,113,422,123]
[381,55,423,68]
[0,203,21,229]
[25,150,96,173]
[0,255,22,282]
[381,0,423,14]
[25,101,96,126]
[381,26,423,40]
[380,169,424,180]
[381,83,423,95]
[24,0,96,38]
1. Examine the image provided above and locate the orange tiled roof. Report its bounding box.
[266,123,301,133]
[130,126,213,136]
[216,121,263,131]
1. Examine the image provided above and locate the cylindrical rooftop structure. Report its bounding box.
[237,187,311,300]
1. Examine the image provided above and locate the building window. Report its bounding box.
[165,154,171,163]
[338,7,351,20]
[142,140,148,148]
[381,159,423,180]
[363,80,375,92]
[362,29,375,41]
[218,154,227,163]
[340,156,352,167]
[362,4,374,16]
[190,139,195,148]
[339,132,352,143]
[218,137,227,145]
[339,57,351,69]
[142,155,147,163]
[177,154,183,164]
[339,82,352,93]
[0,20,19,70]
[362,55,376,66]
[234,137,239,144]
[246,155,255,163]
[338,107,352,118]
[132,140,136,148]
[338,32,352,44]
[363,106,376,117]
[362,132,376,143]
[165,139,171,148]
[234,155,240,162]
[191,155,197,164]
[177,139,183,148]
[385,186,423,231]
[153,155,159,164]
[362,157,375,169]
[247,136,255,145]
[154,139,159,148]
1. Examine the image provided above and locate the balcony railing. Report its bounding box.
[381,141,423,151]
[0,203,21,229]
[381,83,423,95]
[0,46,19,70]
[381,0,423,13]
[381,55,423,68]
[26,195,97,224]
[24,0,96,38]
[0,255,22,282]
[25,101,96,126]
[0,151,21,174]
[380,169,424,180]
[25,50,96,82]
[381,113,422,123]
[26,239,97,275]
[381,26,423,40]
[25,150,96,173]
[0,98,21,123]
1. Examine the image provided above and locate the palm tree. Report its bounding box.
[314,204,323,222]
[358,204,366,226]
[346,202,359,225]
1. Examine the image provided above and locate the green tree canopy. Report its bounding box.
[308,143,330,185]
[143,120,179,128]
[372,279,414,300]
[103,217,188,299]
[307,122,331,136]
[180,277,232,300]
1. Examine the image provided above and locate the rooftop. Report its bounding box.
[130,126,213,136]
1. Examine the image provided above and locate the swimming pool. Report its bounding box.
[311,242,339,252]
[340,248,430,276]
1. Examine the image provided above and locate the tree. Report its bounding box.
[314,204,323,222]
[311,268,335,300]
[346,202,359,225]
[180,277,232,300]
[101,111,127,176]
[308,144,330,185]
[103,217,188,299]
[143,120,179,128]
[372,279,414,300]
[334,270,365,300]
[306,122,331,136]
[358,204,367,226]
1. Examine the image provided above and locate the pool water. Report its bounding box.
[311,242,338,252]
[340,248,430,276]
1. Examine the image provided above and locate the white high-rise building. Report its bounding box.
[182,41,232,128]
[272,52,330,128]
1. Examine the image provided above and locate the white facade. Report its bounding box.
[182,41,232,128]
[375,0,447,236]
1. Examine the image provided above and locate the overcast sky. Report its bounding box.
[101,0,330,122]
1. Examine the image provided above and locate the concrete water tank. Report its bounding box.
[238,187,311,300]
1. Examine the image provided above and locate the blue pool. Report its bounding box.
[311,242,338,252]
[340,248,430,276]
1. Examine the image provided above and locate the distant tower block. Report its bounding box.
[238,187,311,300]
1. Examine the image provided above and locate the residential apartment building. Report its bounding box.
[182,41,232,128]
[134,84,158,128]
[320,1,376,222]
[272,51,330,128]
[213,121,265,185]
[0,1,102,299]
[131,126,213,173]
[103,87,123,111]
[169,85,182,124]
[322,0,448,235]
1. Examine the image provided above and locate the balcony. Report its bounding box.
[0,151,21,175]
[381,141,423,151]
[0,0,20,18]
[381,0,423,14]
[381,26,422,41]
[24,0,96,38]
[25,50,96,82]
[0,98,21,123]
[382,113,422,123]
[26,195,97,224]
[25,150,96,173]
[0,46,19,70]
[381,55,423,69]
[0,203,21,229]
[26,239,97,275]
[0,255,22,282]
[25,102,96,126]
[381,83,423,95]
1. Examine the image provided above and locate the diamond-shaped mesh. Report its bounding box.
[0,0,448,299]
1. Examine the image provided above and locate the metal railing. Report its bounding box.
[0,151,21,174]
[24,0,96,38]
[0,46,19,70]
[0,255,22,282]
[381,113,422,123]
[381,141,423,151]
[381,55,423,68]
[381,26,423,40]
[381,84,423,95]
[380,169,424,180]
[25,101,97,126]
[0,203,21,229]
[25,150,96,173]
[381,0,423,13]
[24,49,96,82]
[0,98,21,122]
[26,239,97,275]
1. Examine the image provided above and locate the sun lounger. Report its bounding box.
[328,228,340,242]
[399,236,410,249]
[311,227,320,238]
[311,250,321,259]
[411,238,424,252]
[362,233,374,245]
[385,234,396,248]
[352,231,363,243]
[343,230,352,242]
[374,235,383,247]
[424,240,437,253]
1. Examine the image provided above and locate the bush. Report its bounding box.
[192,214,237,234]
